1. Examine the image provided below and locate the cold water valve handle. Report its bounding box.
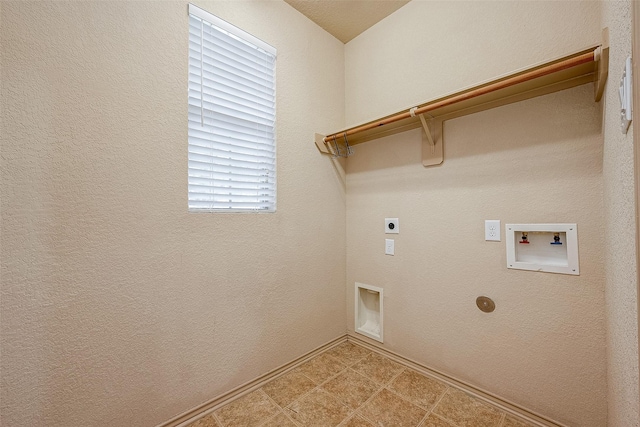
[550,233,563,245]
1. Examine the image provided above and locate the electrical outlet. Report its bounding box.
[385,218,399,234]
[485,220,501,241]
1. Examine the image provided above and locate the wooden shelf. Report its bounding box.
[315,29,609,167]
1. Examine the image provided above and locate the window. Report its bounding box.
[188,4,276,212]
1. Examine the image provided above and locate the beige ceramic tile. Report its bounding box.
[322,368,380,409]
[388,369,448,409]
[358,388,426,427]
[503,414,537,427]
[297,352,346,384]
[432,388,504,427]
[419,414,455,427]
[261,411,298,427]
[325,342,372,366]
[261,369,317,407]
[187,414,221,427]
[286,388,351,426]
[214,390,279,427]
[351,352,404,385]
[340,414,376,427]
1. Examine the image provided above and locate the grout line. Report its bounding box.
[282,383,320,412]
[353,385,387,425]
[411,381,450,427]
[375,369,447,426]
[212,411,224,427]
[428,385,451,416]
[428,387,466,427]
[328,341,375,368]
[323,351,352,369]
[282,411,302,427]
[307,365,349,388]
[416,407,431,426]
[259,388,303,427]
[316,360,388,422]
[335,352,371,368]
[254,389,281,427]
[314,369,365,422]
[383,363,407,386]
[416,412,430,427]
[352,352,406,387]
[281,367,352,415]
[334,402,361,425]
[295,369,320,387]
[349,364,398,424]
[337,413,375,427]
[429,412,458,427]
[295,367,344,389]
[382,367,407,389]
[344,366,379,386]
[259,387,297,425]
[253,406,279,427]
[377,389,428,427]
[383,369,447,413]
[351,358,412,425]
[350,366,408,424]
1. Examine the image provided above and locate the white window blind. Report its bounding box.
[188,4,276,212]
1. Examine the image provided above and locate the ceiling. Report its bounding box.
[284,0,410,43]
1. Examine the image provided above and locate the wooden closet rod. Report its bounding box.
[323,49,597,142]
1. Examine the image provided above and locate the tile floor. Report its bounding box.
[187,341,538,427]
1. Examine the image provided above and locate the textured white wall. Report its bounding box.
[601,1,640,426]
[0,1,345,425]
[345,2,607,426]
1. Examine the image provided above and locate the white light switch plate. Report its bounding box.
[385,239,395,255]
[485,220,501,241]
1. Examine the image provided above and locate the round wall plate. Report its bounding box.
[476,296,495,313]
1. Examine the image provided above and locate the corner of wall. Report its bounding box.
[601,0,640,425]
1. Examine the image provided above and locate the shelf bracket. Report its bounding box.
[421,118,443,167]
[411,107,443,167]
[417,112,436,151]
[595,27,609,102]
[315,133,331,155]
[316,133,354,158]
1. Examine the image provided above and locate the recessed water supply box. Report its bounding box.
[355,283,383,342]
[506,223,579,275]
